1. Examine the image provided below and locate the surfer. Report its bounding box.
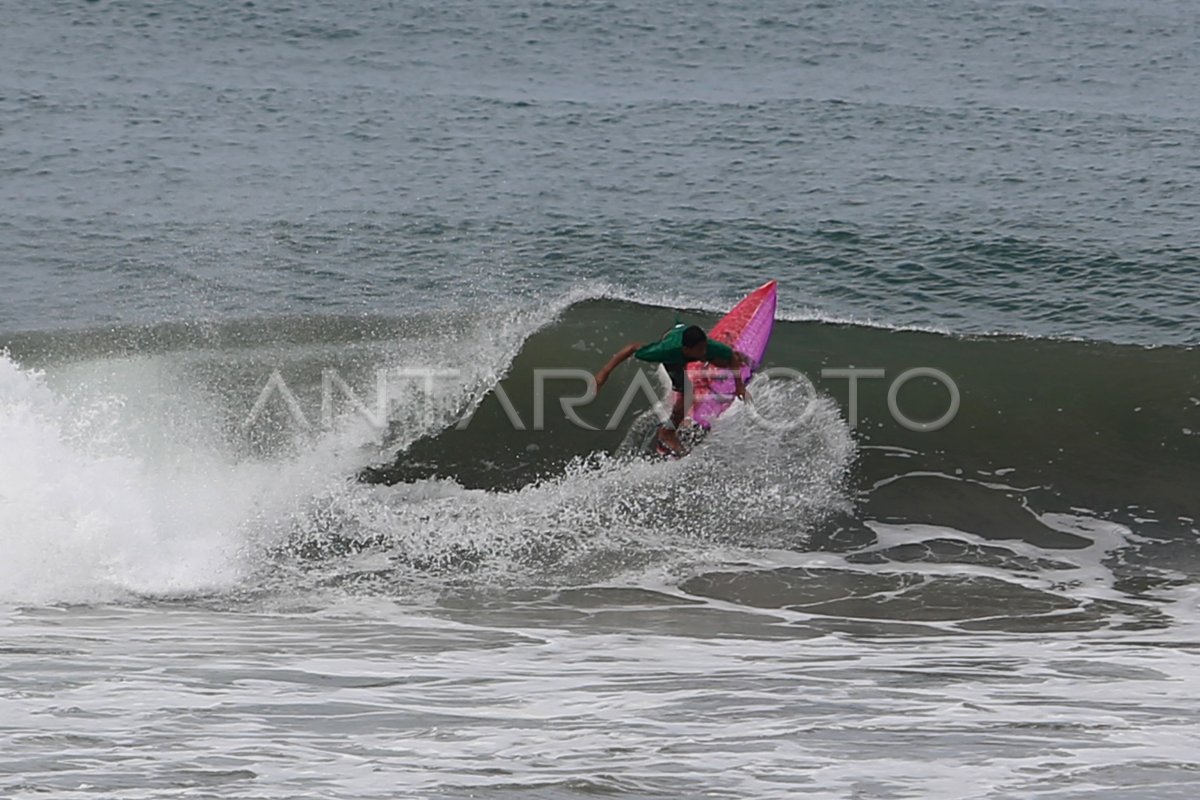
[594,324,748,455]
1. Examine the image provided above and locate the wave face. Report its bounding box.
[372,297,1198,520]
[2,293,1195,621]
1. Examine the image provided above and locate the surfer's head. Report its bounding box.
[681,325,708,358]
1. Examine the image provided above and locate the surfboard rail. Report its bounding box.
[686,279,778,428]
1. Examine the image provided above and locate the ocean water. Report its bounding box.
[2,1,1198,798]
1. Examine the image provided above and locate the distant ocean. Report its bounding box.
[2,2,1198,798]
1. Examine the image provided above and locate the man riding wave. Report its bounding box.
[594,324,748,455]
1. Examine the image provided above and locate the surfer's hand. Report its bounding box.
[736,386,750,403]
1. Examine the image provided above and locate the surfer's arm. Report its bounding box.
[594,342,643,391]
[718,350,749,369]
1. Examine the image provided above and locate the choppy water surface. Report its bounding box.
[6,595,1200,800]
[3,0,1198,342]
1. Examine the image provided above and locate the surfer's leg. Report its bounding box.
[657,391,687,455]
[670,389,686,429]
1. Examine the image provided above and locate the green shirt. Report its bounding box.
[634,325,734,390]
[634,324,734,365]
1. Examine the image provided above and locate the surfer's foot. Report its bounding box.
[656,427,686,456]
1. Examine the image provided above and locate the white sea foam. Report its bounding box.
[275,369,856,597]
[8,286,817,604]
[0,353,236,602]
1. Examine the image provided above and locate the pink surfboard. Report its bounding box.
[685,280,777,429]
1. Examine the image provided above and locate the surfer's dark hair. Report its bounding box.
[681,325,707,348]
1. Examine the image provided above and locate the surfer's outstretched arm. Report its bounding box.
[594,342,643,391]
